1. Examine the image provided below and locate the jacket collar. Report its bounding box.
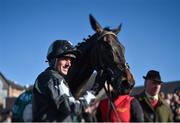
[145,91,158,100]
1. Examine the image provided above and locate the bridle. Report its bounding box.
[97,31,117,40]
[94,31,131,122]
[95,31,130,85]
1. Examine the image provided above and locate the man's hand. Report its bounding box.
[84,101,99,114]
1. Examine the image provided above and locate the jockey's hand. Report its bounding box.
[84,101,99,114]
[82,91,96,105]
[79,90,96,110]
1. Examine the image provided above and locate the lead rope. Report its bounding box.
[104,83,121,122]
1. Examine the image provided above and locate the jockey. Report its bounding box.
[32,40,101,122]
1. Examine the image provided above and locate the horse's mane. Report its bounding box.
[75,33,98,54]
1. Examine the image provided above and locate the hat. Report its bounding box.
[143,70,163,83]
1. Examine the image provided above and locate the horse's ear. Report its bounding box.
[112,24,122,35]
[89,14,103,33]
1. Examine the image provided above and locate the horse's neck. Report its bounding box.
[67,55,94,97]
[68,38,98,97]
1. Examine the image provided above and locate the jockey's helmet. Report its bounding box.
[47,40,77,61]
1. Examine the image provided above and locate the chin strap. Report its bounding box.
[48,58,58,68]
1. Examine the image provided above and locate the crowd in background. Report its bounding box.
[160,90,180,122]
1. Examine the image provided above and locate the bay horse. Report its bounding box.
[67,14,135,99]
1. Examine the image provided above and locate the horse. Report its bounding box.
[67,14,135,99]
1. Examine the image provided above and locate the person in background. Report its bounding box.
[96,70,144,122]
[136,70,173,122]
[171,92,180,122]
[32,40,102,122]
[12,87,33,122]
[164,93,172,106]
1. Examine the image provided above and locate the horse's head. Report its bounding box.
[67,14,135,98]
[89,14,135,95]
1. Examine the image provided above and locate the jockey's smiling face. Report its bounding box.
[56,56,73,76]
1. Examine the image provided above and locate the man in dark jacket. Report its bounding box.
[136,70,173,122]
[32,40,99,122]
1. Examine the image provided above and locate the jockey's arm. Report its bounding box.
[47,77,96,115]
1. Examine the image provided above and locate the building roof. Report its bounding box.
[0,72,24,90]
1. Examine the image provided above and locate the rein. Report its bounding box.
[104,83,121,122]
[94,31,130,122]
[99,63,130,122]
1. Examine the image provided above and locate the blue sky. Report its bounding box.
[0,0,179,87]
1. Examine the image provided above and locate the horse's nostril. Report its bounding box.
[121,79,135,89]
